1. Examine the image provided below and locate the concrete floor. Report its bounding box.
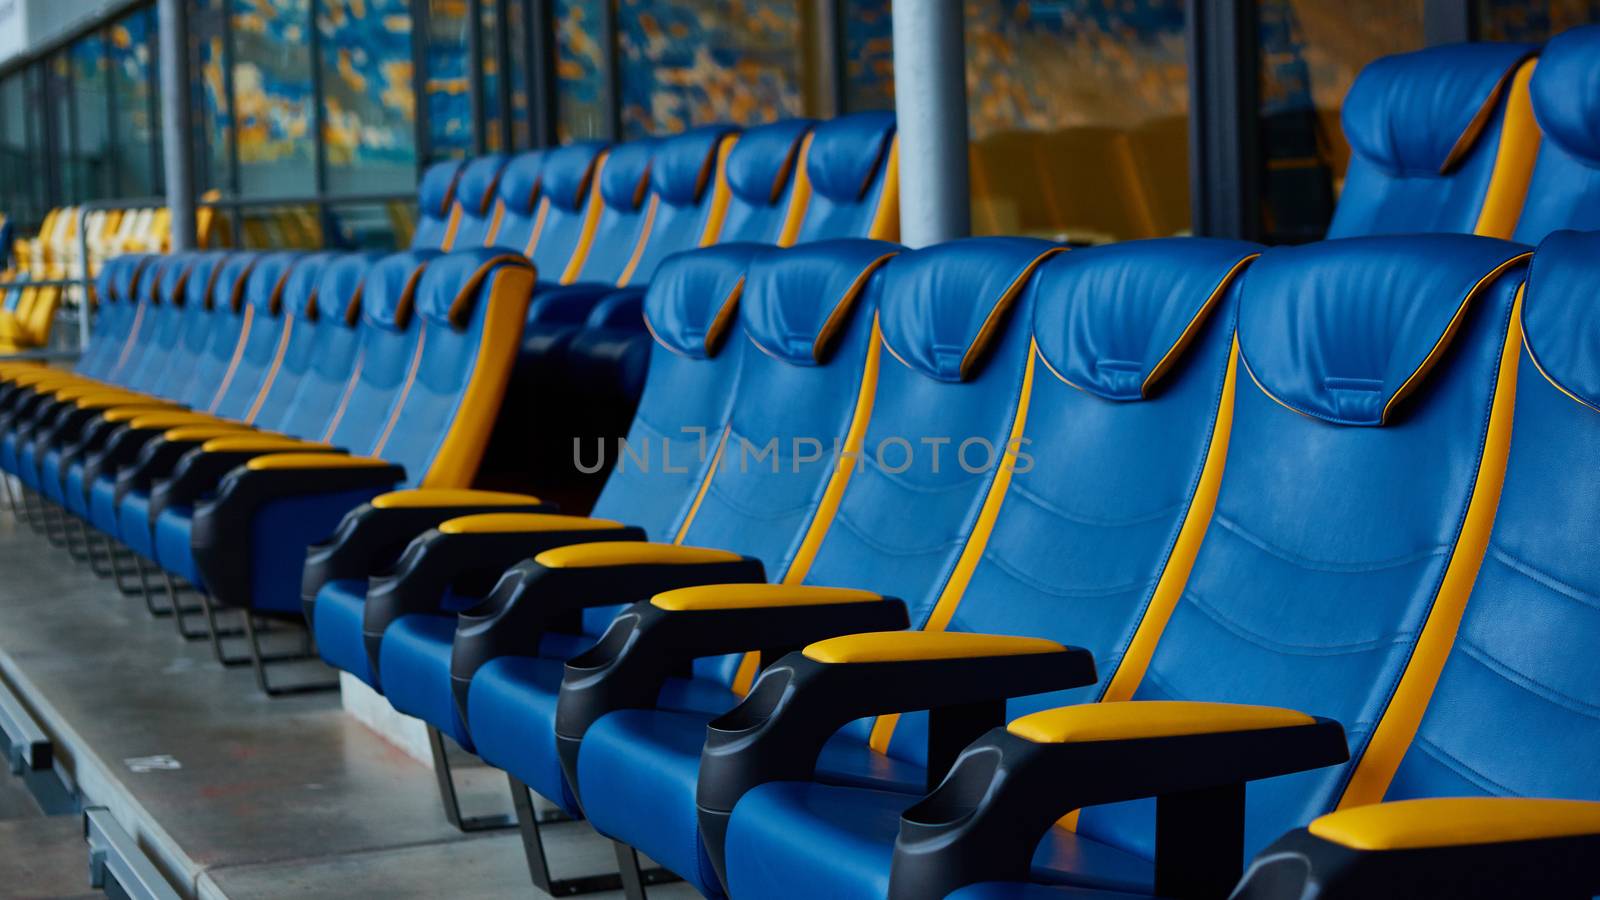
[0,505,699,900]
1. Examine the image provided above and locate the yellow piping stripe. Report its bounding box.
[775,135,814,248]
[959,247,1064,380]
[560,156,608,284]
[673,423,731,545]
[320,350,365,442]
[1141,255,1257,396]
[868,340,1038,754]
[615,194,659,287]
[439,203,462,251]
[244,315,294,423]
[483,199,506,247]
[372,327,427,456]
[110,303,147,377]
[1522,325,1600,414]
[207,303,256,413]
[521,197,552,257]
[1337,288,1522,809]
[866,138,901,242]
[697,135,736,246]
[1471,59,1540,239]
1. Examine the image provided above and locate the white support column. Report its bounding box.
[891,0,972,247]
[157,0,196,251]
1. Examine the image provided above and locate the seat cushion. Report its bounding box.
[313,579,376,688]
[468,655,583,815]
[725,782,1155,900]
[61,461,88,517]
[153,505,201,583]
[37,448,62,501]
[380,613,472,749]
[116,489,155,560]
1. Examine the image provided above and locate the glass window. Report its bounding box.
[0,75,36,227]
[556,0,609,140]
[231,0,317,198]
[46,52,74,205]
[326,199,411,250]
[319,0,418,194]
[1257,0,1425,243]
[842,0,894,112]
[71,34,112,202]
[616,0,804,137]
[427,0,473,159]
[191,0,232,195]
[1476,0,1600,39]
[966,0,1191,243]
[110,8,163,199]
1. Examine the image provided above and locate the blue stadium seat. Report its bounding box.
[1509,25,1600,242]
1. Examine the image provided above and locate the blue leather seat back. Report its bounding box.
[792,111,898,243]
[276,252,383,440]
[587,243,756,544]
[1075,235,1528,863]
[247,252,339,428]
[80,256,140,379]
[1385,229,1600,805]
[124,254,205,397]
[568,140,657,286]
[800,237,1058,623]
[103,256,169,387]
[411,160,466,251]
[1328,43,1536,238]
[369,248,535,488]
[143,252,231,402]
[719,119,815,244]
[491,150,544,254]
[887,238,1259,766]
[184,253,261,411]
[525,141,608,283]
[208,251,300,420]
[319,252,432,451]
[1512,26,1600,242]
[676,239,901,684]
[621,126,740,285]
[452,154,511,249]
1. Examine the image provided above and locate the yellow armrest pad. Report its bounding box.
[103,406,202,424]
[437,513,626,535]
[372,489,544,509]
[1008,701,1314,745]
[201,436,330,453]
[164,425,262,441]
[63,388,148,404]
[128,412,237,429]
[245,453,388,471]
[534,542,742,569]
[654,584,881,612]
[805,631,1066,665]
[1308,798,1600,851]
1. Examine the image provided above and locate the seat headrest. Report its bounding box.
[157,254,194,307]
[1521,230,1600,413]
[95,256,124,303]
[457,154,511,215]
[1032,238,1260,402]
[180,252,228,309]
[1239,234,1530,427]
[644,243,763,359]
[361,251,433,332]
[543,141,607,211]
[807,111,896,201]
[417,160,466,217]
[726,118,815,205]
[879,237,1059,383]
[318,252,386,327]
[280,252,340,321]
[744,238,901,365]
[1342,42,1536,176]
[244,251,301,315]
[135,256,166,304]
[113,255,150,302]
[498,150,545,214]
[1528,25,1600,169]
[652,125,738,206]
[212,254,259,313]
[414,248,532,329]
[600,140,655,210]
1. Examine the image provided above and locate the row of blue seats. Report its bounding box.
[287,26,1600,900]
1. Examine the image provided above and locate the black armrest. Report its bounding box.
[114,430,242,504]
[695,633,1097,886]
[554,585,911,799]
[1233,798,1600,900]
[886,702,1348,900]
[148,441,339,519]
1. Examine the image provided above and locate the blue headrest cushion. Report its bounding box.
[417,160,465,217]
[1239,234,1530,427]
[361,250,434,332]
[179,253,226,309]
[807,111,896,201]
[1521,230,1600,413]
[543,141,607,211]
[1033,238,1260,402]
[880,237,1060,383]
[158,253,194,307]
[212,254,259,313]
[498,151,545,214]
[726,118,815,205]
[457,155,511,215]
[95,256,124,304]
[743,239,900,365]
[652,125,738,206]
[280,252,339,320]
[1342,42,1536,176]
[112,255,149,303]
[414,248,533,328]
[1529,25,1600,169]
[135,256,167,304]
[600,140,655,210]
[644,243,764,359]
[318,252,386,327]
[244,252,301,315]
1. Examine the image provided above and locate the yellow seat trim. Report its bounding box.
[1308,798,1600,851]
[201,436,330,453]
[653,584,881,613]
[164,425,262,442]
[437,513,625,535]
[129,412,241,429]
[1008,700,1314,745]
[372,489,544,509]
[245,453,386,471]
[807,631,1067,665]
[533,542,742,569]
[102,405,196,423]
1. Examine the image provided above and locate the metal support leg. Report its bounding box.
[613,842,649,900]
[172,573,234,641]
[507,775,677,897]
[428,725,516,832]
[240,613,337,696]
